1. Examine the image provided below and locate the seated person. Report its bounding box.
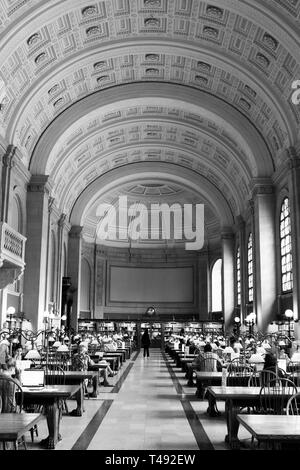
[186,343,223,386]
[72,343,115,388]
[248,348,265,372]
[0,356,21,412]
[103,339,118,352]
[261,352,285,385]
[291,345,300,363]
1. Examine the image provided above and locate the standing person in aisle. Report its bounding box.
[141,328,151,358]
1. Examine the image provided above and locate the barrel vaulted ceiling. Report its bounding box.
[0,0,300,237]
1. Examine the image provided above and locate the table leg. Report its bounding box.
[70,384,84,416]
[225,399,240,449]
[42,401,60,449]
[90,375,99,398]
[206,391,220,417]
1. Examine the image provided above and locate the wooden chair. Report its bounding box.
[286,392,300,415]
[227,363,254,386]
[0,375,27,450]
[287,362,300,386]
[259,377,297,415]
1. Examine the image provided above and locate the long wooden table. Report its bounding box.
[22,384,81,449]
[195,372,252,398]
[237,414,300,449]
[46,370,99,410]
[206,386,299,449]
[0,413,44,450]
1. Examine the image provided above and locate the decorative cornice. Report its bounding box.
[251,178,274,198]
[27,175,50,194]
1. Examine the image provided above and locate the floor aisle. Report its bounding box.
[87,349,199,450]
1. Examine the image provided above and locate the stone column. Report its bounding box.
[56,214,67,318]
[44,197,55,312]
[287,147,300,338]
[221,229,235,331]
[23,176,50,331]
[252,179,276,332]
[198,250,208,320]
[67,226,83,332]
[94,245,106,319]
[236,215,247,322]
[1,145,16,222]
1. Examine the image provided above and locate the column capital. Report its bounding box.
[286,146,300,170]
[28,175,50,194]
[236,215,245,230]
[251,178,274,198]
[221,228,234,240]
[2,145,16,168]
[69,225,83,239]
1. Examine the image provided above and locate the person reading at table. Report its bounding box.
[186,343,223,386]
[0,356,21,412]
[71,343,115,388]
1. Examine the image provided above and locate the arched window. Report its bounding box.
[280,198,293,292]
[247,233,253,302]
[236,247,241,306]
[211,259,222,312]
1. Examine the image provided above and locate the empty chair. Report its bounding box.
[227,363,254,386]
[248,369,277,387]
[259,377,297,415]
[286,392,300,415]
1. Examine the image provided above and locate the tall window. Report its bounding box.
[236,247,241,305]
[247,233,253,302]
[211,259,222,312]
[280,198,293,292]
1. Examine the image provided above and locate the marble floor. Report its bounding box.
[21,348,255,451]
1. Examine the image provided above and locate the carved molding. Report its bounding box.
[58,213,67,228]
[251,178,274,198]
[0,266,24,289]
[2,145,16,168]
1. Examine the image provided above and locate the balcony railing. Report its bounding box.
[0,222,26,268]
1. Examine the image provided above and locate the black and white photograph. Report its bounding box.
[0,0,300,459]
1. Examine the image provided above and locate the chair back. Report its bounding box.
[198,357,219,372]
[259,377,297,415]
[288,362,300,386]
[248,371,262,387]
[227,363,253,386]
[42,364,66,385]
[286,392,300,415]
[0,375,23,413]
